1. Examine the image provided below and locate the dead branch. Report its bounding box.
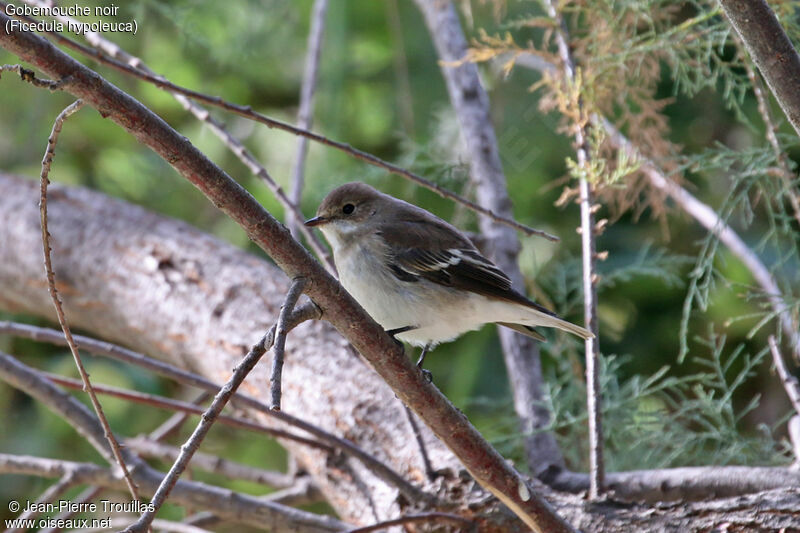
[38,97,141,503]
[0,22,565,530]
[540,0,605,497]
[287,0,329,239]
[412,0,567,483]
[4,1,555,242]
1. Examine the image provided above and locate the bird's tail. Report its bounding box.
[544,314,594,340]
[496,301,594,340]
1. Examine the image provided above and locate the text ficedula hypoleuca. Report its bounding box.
[305,182,592,350]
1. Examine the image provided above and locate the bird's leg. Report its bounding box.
[386,325,417,349]
[416,343,433,383]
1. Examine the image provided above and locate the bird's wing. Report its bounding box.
[377,218,558,318]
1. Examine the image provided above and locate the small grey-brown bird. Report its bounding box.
[306,182,592,364]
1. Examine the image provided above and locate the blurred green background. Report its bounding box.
[1,0,798,524]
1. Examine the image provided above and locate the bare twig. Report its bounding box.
[768,336,800,419]
[38,98,141,503]
[0,453,347,532]
[0,351,141,469]
[270,278,307,410]
[385,0,416,134]
[6,3,556,242]
[343,512,475,533]
[719,0,800,137]
[6,474,76,533]
[403,404,436,480]
[123,278,307,532]
[541,0,604,498]
[598,117,800,362]
[126,437,296,488]
[16,0,335,272]
[0,320,426,503]
[0,63,67,89]
[0,23,560,528]
[148,391,211,442]
[287,0,328,239]
[412,0,566,486]
[45,372,332,451]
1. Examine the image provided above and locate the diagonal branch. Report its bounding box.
[0,319,424,503]
[0,17,567,532]
[123,278,307,532]
[718,0,800,137]
[411,0,566,481]
[44,372,332,451]
[6,1,555,242]
[17,0,335,272]
[598,117,800,362]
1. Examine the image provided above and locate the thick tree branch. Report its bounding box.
[0,19,566,532]
[18,0,336,272]
[719,0,800,137]
[3,174,800,529]
[4,2,555,242]
[413,0,567,485]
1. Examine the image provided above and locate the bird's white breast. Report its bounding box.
[322,226,491,347]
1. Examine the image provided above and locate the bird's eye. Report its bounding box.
[342,203,355,215]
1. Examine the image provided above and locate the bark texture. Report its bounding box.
[0,173,458,526]
[3,173,800,531]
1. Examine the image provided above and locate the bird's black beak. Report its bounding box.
[304,216,327,227]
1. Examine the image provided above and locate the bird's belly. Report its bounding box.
[337,248,487,346]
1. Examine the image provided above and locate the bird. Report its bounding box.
[305,182,592,368]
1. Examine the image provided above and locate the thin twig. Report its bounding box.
[0,453,347,532]
[541,0,604,498]
[385,0,416,135]
[45,372,332,451]
[768,336,800,419]
[148,391,211,442]
[16,0,336,272]
[7,3,557,242]
[598,117,800,362]
[125,437,296,488]
[0,63,68,89]
[123,277,308,532]
[38,98,141,503]
[270,278,307,410]
[343,512,475,533]
[403,404,436,480]
[0,319,427,503]
[288,0,328,239]
[6,474,76,533]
